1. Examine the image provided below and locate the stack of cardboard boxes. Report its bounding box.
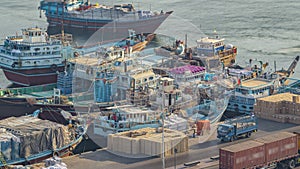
[107,128,188,157]
[254,92,300,124]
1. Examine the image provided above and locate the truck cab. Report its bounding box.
[217,115,257,142]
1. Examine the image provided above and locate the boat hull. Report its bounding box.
[0,97,75,123]
[0,96,113,125]
[1,66,64,86]
[45,12,172,44]
[1,131,84,167]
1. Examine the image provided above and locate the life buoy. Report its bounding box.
[11,64,16,68]
[51,64,58,71]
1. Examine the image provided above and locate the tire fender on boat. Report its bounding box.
[51,64,58,71]
[74,52,79,57]
[53,151,60,157]
[11,63,16,68]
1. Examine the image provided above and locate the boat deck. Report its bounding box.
[17,91,54,98]
[240,79,270,88]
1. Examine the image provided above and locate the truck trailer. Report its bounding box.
[220,131,300,169]
[217,115,257,142]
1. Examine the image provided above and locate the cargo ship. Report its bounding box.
[91,55,235,137]
[0,27,70,86]
[162,35,237,68]
[39,0,172,43]
[0,114,86,167]
[0,31,155,123]
[0,83,115,125]
[227,55,300,114]
[194,36,237,68]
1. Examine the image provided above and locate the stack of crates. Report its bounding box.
[94,72,115,103]
[94,78,113,103]
[57,71,73,95]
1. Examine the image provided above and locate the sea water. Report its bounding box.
[0,0,299,88]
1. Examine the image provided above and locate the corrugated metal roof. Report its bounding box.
[255,131,296,143]
[221,140,264,152]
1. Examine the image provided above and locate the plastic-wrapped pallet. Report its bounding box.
[43,157,67,169]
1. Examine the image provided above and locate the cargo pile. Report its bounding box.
[107,128,188,157]
[254,92,300,124]
[220,132,299,169]
[10,156,67,169]
[0,116,72,161]
[196,120,210,135]
[164,114,188,132]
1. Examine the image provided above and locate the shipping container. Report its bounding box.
[220,140,265,169]
[255,132,298,163]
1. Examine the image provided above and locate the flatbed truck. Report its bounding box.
[217,115,257,142]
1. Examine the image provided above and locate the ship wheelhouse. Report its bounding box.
[228,77,278,114]
[194,36,237,68]
[0,27,64,69]
[196,37,225,57]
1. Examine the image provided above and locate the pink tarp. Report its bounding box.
[170,65,205,74]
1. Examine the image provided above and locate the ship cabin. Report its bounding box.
[94,58,159,104]
[94,106,161,136]
[228,76,280,114]
[40,0,84,15]
[196,37,226,57]
[195,36,237,68]
[168,65,205,83]
[119,68,159,103]
[225,66,256,81]
[97,46,126,61]
[71,46,126,80]
[151,77,182,109]
[94,58,138,103]
[130,68,159,90]
[0,27,63,69]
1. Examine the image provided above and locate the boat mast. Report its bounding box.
[61,0,66,46]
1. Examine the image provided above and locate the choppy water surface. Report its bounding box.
[0,0,299,79]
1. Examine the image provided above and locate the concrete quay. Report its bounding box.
[63,118,299,169]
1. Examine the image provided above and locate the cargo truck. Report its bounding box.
[220,131,300,169]
[217,115,257,142]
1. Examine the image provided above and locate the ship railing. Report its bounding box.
[95,118,160,130]
[7,39,62,47]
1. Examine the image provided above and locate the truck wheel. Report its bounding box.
[288,159,295,169]
[246,132,251,138]
[277,162,284,169]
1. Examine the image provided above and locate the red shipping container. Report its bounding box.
[255,132,298,163]
[220,140,265,169]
